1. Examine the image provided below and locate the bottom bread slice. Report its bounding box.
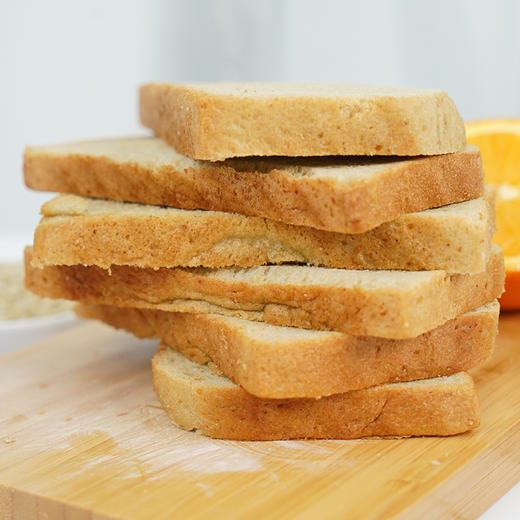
[78,302,498,399]
[152,345,480,440]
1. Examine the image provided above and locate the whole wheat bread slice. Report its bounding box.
[139,83,466,160]
[31,191,494,272]
[78,301,498,399]
[25,246,504,339]
[24,138,483,234]
[153,346,479,440]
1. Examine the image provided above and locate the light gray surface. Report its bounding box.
[482,487,520,519]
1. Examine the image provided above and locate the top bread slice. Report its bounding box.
[31,191,494,273]
[24,139,483,234]
[139,83,466,160]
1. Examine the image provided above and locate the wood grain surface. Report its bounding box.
[1,313,520,520]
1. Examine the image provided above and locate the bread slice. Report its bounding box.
[31,191,494,273]
[152,346,479,440]
[78,301,498,399]
[139,83,466,160]
[24,138,483,234]
[25,246,504,338]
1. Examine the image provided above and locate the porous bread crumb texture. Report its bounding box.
[152,346,480,440]
[31,191,494,273]
[24,139,483,234]
[77,301,498,399]
[0,262,73,320]
[139,83,466,160]
[25,246,505,339]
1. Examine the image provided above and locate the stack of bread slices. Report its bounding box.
[24,83,504,440]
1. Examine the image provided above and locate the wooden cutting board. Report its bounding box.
[1,313,520,520]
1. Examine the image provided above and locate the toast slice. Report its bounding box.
[31,191,494,273]
[24,138,483,234]
[78,302,498,399]
[152,346,480,440]
[25,246,504,339]
[139,83,466,160]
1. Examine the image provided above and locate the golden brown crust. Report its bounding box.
[78,302,498,398]
[25,246,504,339]
[31,193,493,273]
[152,347,480,440]
[139,83,466,160]
[24,140,484,234]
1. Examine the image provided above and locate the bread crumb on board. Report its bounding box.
[0,262,73,320]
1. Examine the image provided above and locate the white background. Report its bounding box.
[2,2,520,516]
[2,0,520,248]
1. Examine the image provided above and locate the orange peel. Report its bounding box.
[466,119,520,309]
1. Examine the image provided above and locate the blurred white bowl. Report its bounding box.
[0,311,80,355]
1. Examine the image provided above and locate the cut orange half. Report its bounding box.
[466,119,520,309]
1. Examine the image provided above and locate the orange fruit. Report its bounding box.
[466,119,520,309]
